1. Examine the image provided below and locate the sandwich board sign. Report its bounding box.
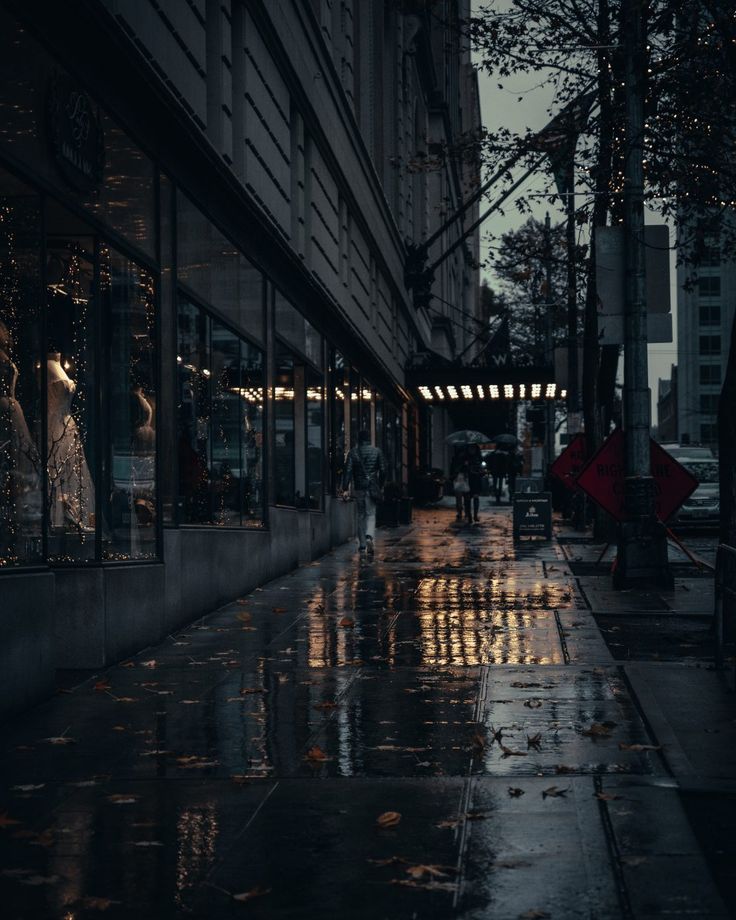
[575,430,698,522]
[513,492,552,540]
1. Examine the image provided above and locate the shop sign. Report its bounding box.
[47,72,105,193]
[550,433,587,492]
[576,430,698,522]
[513,492,552,540]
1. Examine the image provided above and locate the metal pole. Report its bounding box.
[544,213,555,472]
[614,0,671,587]
[565,155,580,436]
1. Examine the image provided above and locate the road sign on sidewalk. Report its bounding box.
[513,492,552,540]
[550,433,587,492]
[576,430,699,522]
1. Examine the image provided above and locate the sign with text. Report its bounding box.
[550,434,587,492]
[513,492,552,539]
[576,430,699,522]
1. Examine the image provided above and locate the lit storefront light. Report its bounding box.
[490,385,500,399]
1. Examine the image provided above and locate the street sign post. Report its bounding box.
[550,433,588,492]
[513,492,552,540]
[576,430,698,522]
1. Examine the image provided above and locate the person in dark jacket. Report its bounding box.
[342,429,386,555]
[450,447,469,520]
[465,443,484,522]
[507,451,523,497]
[487,449,508,504]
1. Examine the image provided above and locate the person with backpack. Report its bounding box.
[342,429,386,555]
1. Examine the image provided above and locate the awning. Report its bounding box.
[406,365,564,403]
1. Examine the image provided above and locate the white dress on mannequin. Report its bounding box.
[47,353,95,530]
[0,349,40,554]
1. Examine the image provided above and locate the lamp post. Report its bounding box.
[614,0,671,587]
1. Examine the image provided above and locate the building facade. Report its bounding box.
[677,230,736,448]
[0,0,481,717]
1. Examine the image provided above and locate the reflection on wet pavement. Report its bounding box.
[0,505,679,918]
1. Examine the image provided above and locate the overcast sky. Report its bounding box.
[469,8,676,425]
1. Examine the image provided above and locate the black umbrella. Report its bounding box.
[491,433,518,450]
[445,429,491,446]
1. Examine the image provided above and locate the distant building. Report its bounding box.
[656,366,678,442]
[677,228,735,447]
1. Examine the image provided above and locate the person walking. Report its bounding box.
[465,443,483,522]
[342,429,386,555]
[488,449,508,504]
[450,447,469,521]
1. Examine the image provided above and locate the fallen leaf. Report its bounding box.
[80,896,122,910]
[405,864,454,880]
[519,911,550,919]
[555,765,576,774]
[43,735,76,745]
[339,616,355,628]
[141,660,157,669]
[470,732,486,751]
[107,794,140,805]
[542,786,568,799]
[618,743,661,753]
[240,687,266,695]
[376,811,402,828]
[94,680,112,692]
[0,813,22,829]
[232,886,272,902]
[313,701,338,711]
[593,792,621,801]
[436,817,461,829]
[367,856,407,867]
[581,722,616,738]
[304,745,330,763]
[511,681,541,689]
[391,878,458,892]
[236,612,253,624]
[500,744,527,757]
[272,607,288,614]
[507,787,525,798]
[526,733,542,750]
[464,810,489,821]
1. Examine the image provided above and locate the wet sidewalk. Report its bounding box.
[0,502,731,919]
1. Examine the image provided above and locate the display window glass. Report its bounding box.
[360,380,374,435]
[273,343,295,507]
[177,298,264,527]
[0,168,43,567]
[306,367,324,510]
[102,247,157,560]
[177,193,264,346]
[329,349,349,494]
[45,232,97,562]
[274,290,322,370]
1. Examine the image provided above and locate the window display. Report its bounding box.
[0,170,42,566]
[102,247,157,559]
[178,299,264,526]
[306,368,323,510]
[329,350,349,493]
[273,343,295,507]
[46,236,97,562]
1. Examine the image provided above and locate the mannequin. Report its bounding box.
[47,352,95,531]
[0,346,40,557]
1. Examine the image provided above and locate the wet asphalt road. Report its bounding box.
[0,503,728,919]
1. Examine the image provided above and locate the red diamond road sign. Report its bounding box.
[576,429,699,522]
[550,433,587,492]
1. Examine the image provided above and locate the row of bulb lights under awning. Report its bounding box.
[417,383,566,401]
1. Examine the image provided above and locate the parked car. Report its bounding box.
[658,443,714,460]
[670,458,719,530]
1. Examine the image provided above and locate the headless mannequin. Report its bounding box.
[47,352,95,529]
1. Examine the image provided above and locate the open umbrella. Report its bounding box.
[445,430,490,446]
[491,433,518,450]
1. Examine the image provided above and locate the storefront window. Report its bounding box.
[273,343,295,507]
[0,168,43,566]
[102,247,157,560]
[329,349,349,493]
[360,381,374,435]
[46,233,97,562]
[306,368,323,510]
[177,193,264,345]
[177,299,264,527]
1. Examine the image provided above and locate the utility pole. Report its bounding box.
[565,158,581,437]
[614,0,671,587]
[543,213,555,471]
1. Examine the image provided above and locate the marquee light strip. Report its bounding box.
[416,383,563,401]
